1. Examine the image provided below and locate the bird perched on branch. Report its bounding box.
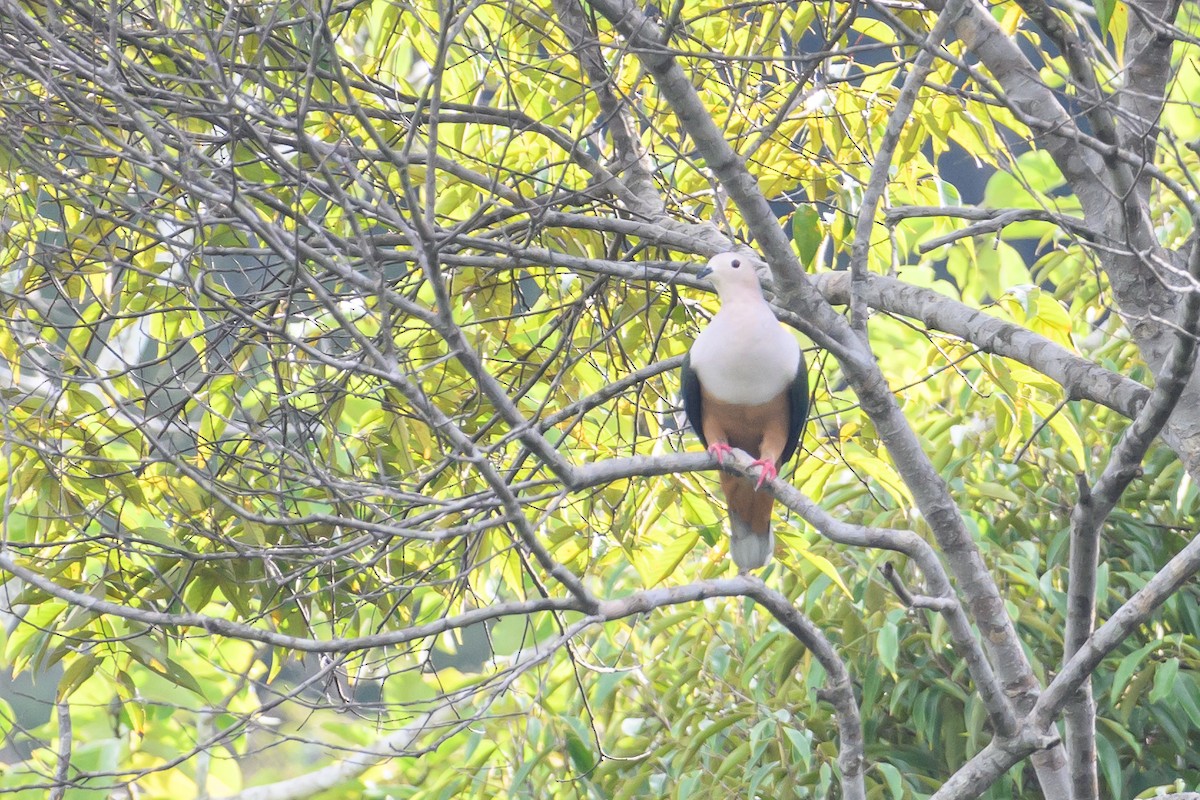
[680,252,809,571]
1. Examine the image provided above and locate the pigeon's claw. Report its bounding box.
[708,442,734,464]
[750,459,778,490]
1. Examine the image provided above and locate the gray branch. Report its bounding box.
[1116,0,1180,202]
[932,230,1200,799]
[551,0,665,219]
[1061,230,1200,797]
[849,0,965,334]
[937,507,1200,797]
[926,0,1200,483]
[807,271,1151,421]
[577,448,1020,740]
[49,702,71,800]
[584,0,1075,790]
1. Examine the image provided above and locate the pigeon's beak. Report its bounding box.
[696,266,713,279]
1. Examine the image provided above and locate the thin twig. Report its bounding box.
[849,0,966,335]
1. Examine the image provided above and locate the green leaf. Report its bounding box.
[1097,716,1141,756]
[1150,656,1179,704]
[0,696,12,741]
[58,653,100,700]
[878,619,899,676]
[644,528,701,587]
[876,761,904,798]
[783,727,812,769]
[773,637,808,685]
[676,711,751,773]
[791,205,823,269]
[1096,729,1124,799]
[510,747,546,789]
[1110,640,1159,706]
[1095,0,1115,34]
[802,546,853,596]
[564,718,597,775]
[1174,673,1200,728]
[712,741,752,783]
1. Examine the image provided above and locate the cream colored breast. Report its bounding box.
[689,307,800,406]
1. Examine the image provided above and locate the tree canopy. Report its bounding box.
[0,0,1199,798]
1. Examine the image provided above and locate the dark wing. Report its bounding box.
[780,349,809,465]
[680,352,707,448]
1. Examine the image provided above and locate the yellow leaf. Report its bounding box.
[999,4,1024,35]
[792,546,853,598]
[643,529,700,587]
[1030,398,1086,468]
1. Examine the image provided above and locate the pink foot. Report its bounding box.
[708,442,734,465]
[750,458,778,490]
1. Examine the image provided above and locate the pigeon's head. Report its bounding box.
[698,252,764,297]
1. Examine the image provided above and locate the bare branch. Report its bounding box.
[551,0,665,219]
[0,548,583,653]
[585,2,1073,790]
[849,0,966,334]
[1063,471,1100,799]
[1119,0,1181,201]
[49,701,71,800]
[808,272,1151,420]
[577,448,1021,740]
[1059,228,1200,797]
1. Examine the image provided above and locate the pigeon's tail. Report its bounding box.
[721,473,775,571]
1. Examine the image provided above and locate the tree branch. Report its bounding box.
[551,0,665,219]
[807,271,1150,421]
[1060,228,1200,797]
[935,228,1200,798]
[592,575,864,799]
[0,548,585,652]
[849,0,965,335]
[921,0,1200,486]
[1063,472,1100,799]
[49,701,71,800]
[215,626,589,800]
[1119,0,1180,201]
[1046,517,1200,724]
[584,2,1074,790]
[576,448,1020,740]
[942,508,1200,798]
[891,206,1095,252]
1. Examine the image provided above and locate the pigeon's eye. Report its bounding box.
[731,259,741,269]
